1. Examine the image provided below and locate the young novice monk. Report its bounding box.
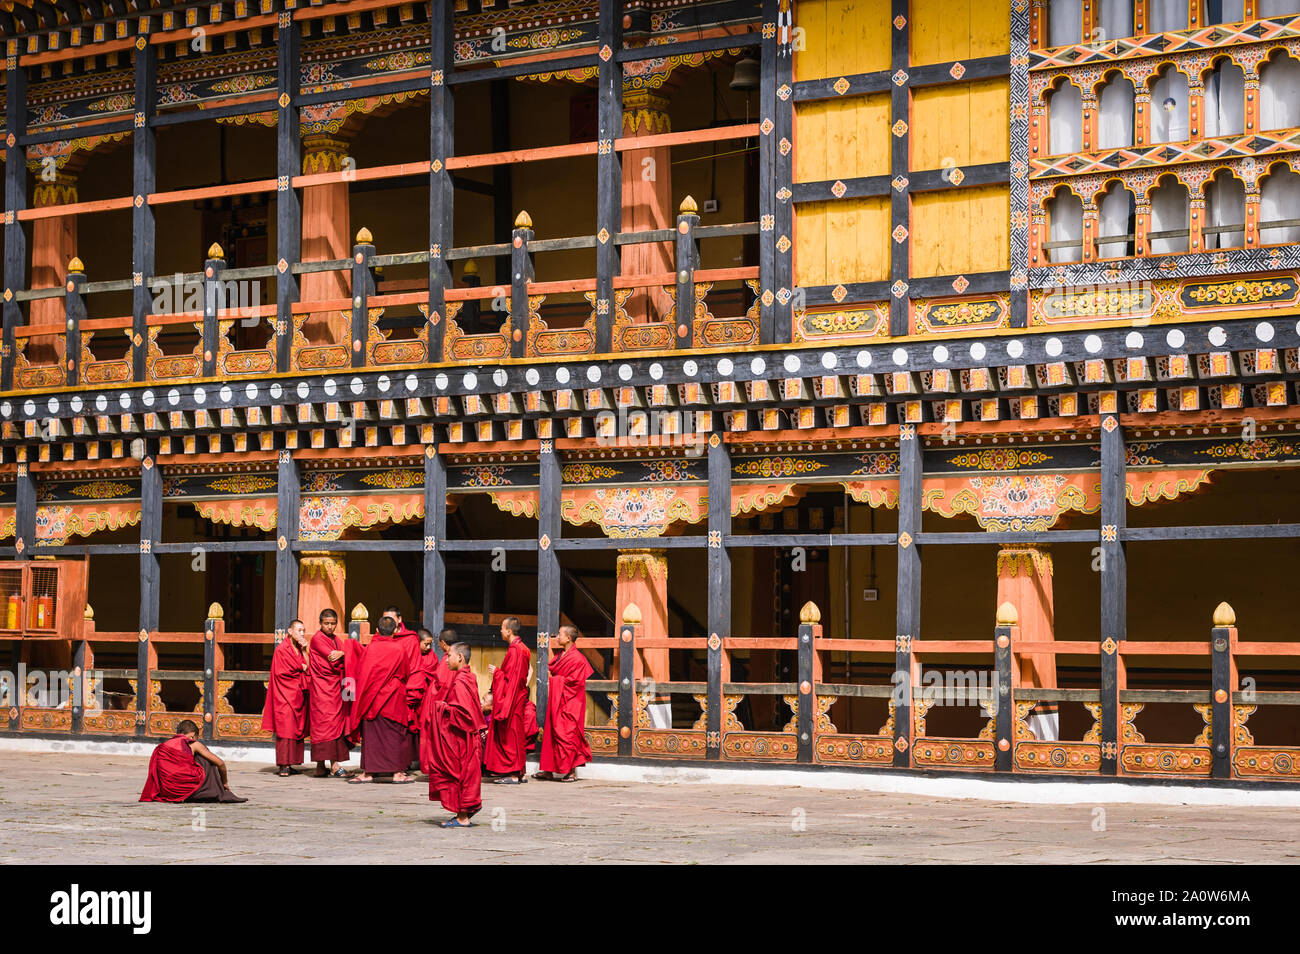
[421,642,486,828]
[140,719,247,803]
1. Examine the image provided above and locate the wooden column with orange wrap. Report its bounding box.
[27,171,78,364]
[615,548,671,728]
[996,545,1058,742]
[299,136,352,345]
[298,552,346,637]
[620,89,674,324]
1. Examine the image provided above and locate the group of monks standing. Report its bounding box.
[140,606,596,829]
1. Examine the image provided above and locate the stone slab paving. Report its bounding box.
[1,752,1297,864]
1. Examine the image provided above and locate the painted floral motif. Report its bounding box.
[851,453,900,476]
[359,469,422,490]
[1126,442,1164,466]
[642,460,694,482]
[734,457,827,478]
[69,480,134,499]
[161,477,186,498]
[1196,437,1300,462]
[562,463,620,484]
[207,474,276,495]
[34,506,72,544]
[299,497,347,541]
[460,466,511,488]
[933,474,1091,532]
[302,472,343,493]
[946,449,1052,470]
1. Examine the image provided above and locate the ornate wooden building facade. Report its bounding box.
[0,0,1298,784]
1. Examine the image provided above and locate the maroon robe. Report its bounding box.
[422,666,486,816]
[349,633,418,733]
[524,700,539,753]
[484,638,531,774]
[540,646,594,775]
[308,630,351,762]
[341,638,366,745]
[261,637,309,764]
[139,735,206,802]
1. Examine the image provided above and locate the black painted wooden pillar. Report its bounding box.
[796,607,816,763]
[617,614,635,756]
[2,62,27,392]
[64,262,86,387]
[428,0,455,361]
[893,423,921,767]
[758,0,776,345]
[138,445,161,738]
[773,0,794,342]
[202,612,219,742]
[509,213,533,359]
[706,432,730,760]
[71,639,87,735]
[14,462,34,561]
[275,450,300,642]
[994,606,1017,772]
[1099,409,1126,776]
[276,11,301,373]
[423,445,447,635]
[201,246,225,378]
[595,0,623,354]
[536,439,561,726]
[674,198,700,350]
[1210,608,1235,779]
[888,0,910,336]
[350,231,375,367]
[131,41,156,382]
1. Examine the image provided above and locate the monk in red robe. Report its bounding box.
[261,619,310,776]
[348,615,419,783]
[421,642,486,827]
[535,624,593,782]
[524,700,539,753]
[484,616,532,783]
[308,608,352,778]
[140,719,247,803]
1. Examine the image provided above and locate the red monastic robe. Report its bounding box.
[406,649,442,723]
[540,647,594,774]
[139,735,206,802]
[422,666,486,815]
[484,638,531,774]
[260,638,310,739]
[308,630,349,745]
[524,700,539,753]
[349,633,418,734]
[341,638,366,744]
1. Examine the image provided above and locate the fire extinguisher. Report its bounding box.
[5,595,19,630]
[31,594,53,630]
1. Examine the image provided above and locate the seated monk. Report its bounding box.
[534,624,593,782]
[421,642,486,828]
[140,719,247,803]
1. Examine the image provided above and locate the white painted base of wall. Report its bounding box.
[4,736,1297,807]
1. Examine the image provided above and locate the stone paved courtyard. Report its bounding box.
[2,751,1298,864]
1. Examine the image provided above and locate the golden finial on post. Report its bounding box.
[206,602,224,621]
[1213,601,1236,627]
[206,243,224,259]
[83,603,94,621]
[463,259,479,277]
[351,602,369,622]
[355,226,373,245]
[799,601,821,624]
[67,256,84,274]
[622,602,642,625]
[514,210,533,230]
[996,602,1019,626]
[679,195,699,215]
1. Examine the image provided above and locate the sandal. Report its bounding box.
[557,773,576,782]
[347,774,373,784]
[276,769,292,777]
[440,819,473,828]
[532,771,557,781]
[490,776,521,784]
[329,767,350,779]
[391,774,416,784]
